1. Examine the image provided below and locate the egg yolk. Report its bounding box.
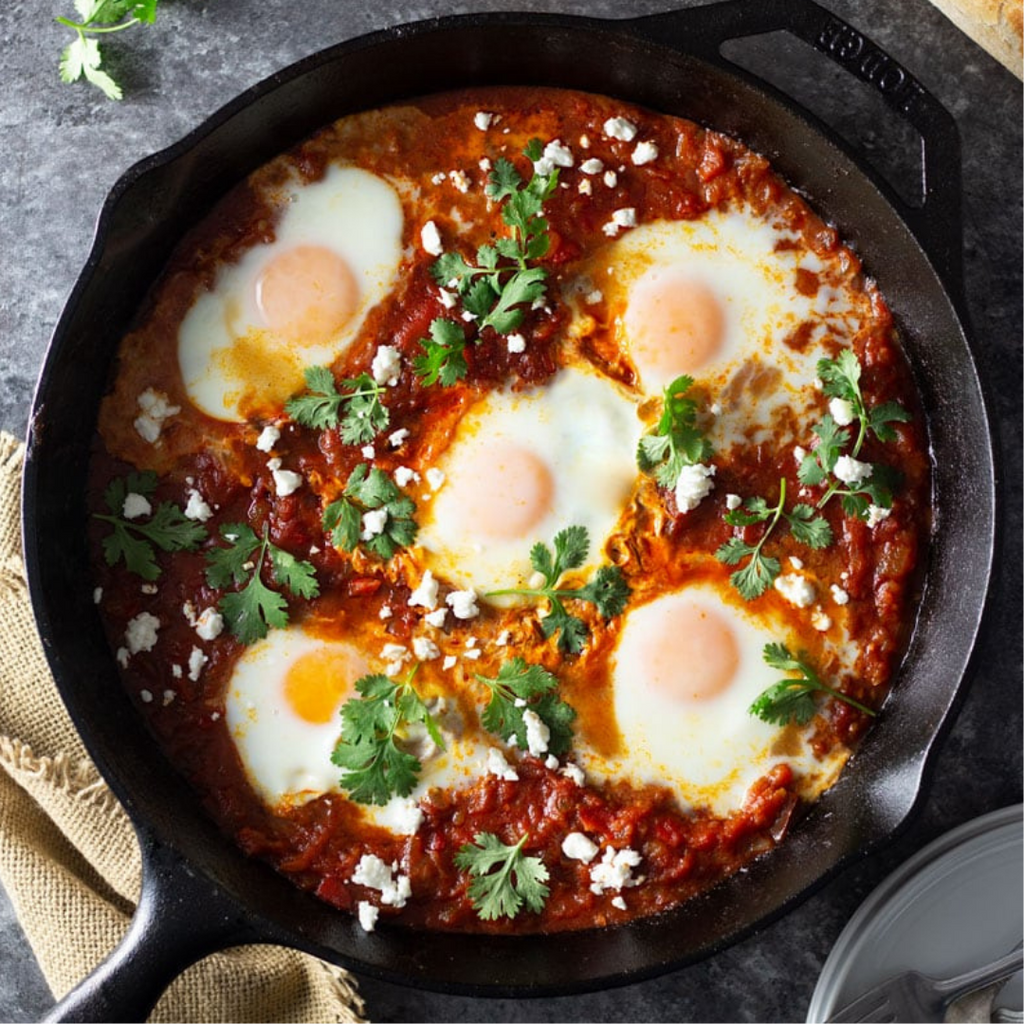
[283,646,367,724]
[255,245,359,347]
[624,270,725,385]
[441,443,554,540]
[641,600,740,702]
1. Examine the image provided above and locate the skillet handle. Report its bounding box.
[624,0,964,308]
[43,825,263,1023]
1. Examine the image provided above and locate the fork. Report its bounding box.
[826,945,1024,1022]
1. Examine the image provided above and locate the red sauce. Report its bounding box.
[89,87,930,934]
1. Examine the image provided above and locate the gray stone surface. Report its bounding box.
[0,0,1020,1021]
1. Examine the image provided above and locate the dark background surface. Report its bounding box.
[0,0,1020,1020]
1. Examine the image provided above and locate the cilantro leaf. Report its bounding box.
[205,523,319,644]
[636,375,713,488]
[487,527,630,654]
[750,643,876,725]
[454,832,550,921]
[785,504,834,549]
[414,319,468,387]
[867,401,913,443]
[331,669,444,805]
[93,472,206,580]
[286,367,389,443]
[322,463,418,560]
[475,658,576,754]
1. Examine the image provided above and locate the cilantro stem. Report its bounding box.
[56,17,141,33]
[812,679,876,718]
[750,476,787,560]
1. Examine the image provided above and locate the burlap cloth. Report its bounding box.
[0,431,366,1023]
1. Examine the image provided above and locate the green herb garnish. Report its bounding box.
[57,0,159,100]
[412,319,468,387]
[205,522,319,644]
[321,463,418,560]
[636,374,713,488]
[485,526,630,654]
[331,666,445,805]
[93,471,206,580]
[750,643,876,724]
[474,658,575,755]
[454,832,550,921]
[285,366,389,444]
[716,479,832,600]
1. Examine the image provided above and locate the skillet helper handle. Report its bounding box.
[44,827,261,1023]
[624,0,965,307]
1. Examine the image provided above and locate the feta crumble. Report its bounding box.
[611,896,627,911]
[394,466,420,487]
[829,397,856,426]
[774,573,817,608]
[674,463,716,513]
[255,424,280,452]
[423,607,447,628]
[378,796,424,836]
[561,762,586,786]
[589,847,642,894]
[351,854,411,908]
[448,169,471,193]
[125,612,160,655]
[830,584,850,605]
[371,345,401,386]
[442,655,457,671]
[866,504,892,528]
[412,636,440,661]
[486,748,519,781]
[187,645,208,682]
[811,608,832,632]
[357,901,379,933]
[473,110,494,130]
[602,207,637,236]
[421,220,443,256]
[726,493,742,511]
[506,333,527,354]
[580,158,604,174]
[603,170,618,188]
[833,455,873,486]
[603,116,638,142]
[446,589,480,620]
[378,604,393,620]
[361,507,389,541]
[267,459,303,497]
[121,492,152,520]
[195,607,224,641]
[408,570,439,610]
[184,489,213,522]
[561,832,599,864]
[425,468,446,491]
[361,444,375,459]
[631,140,658,165]
[134,388,180,444]
[523,709,550,757]
[388,428,410,448]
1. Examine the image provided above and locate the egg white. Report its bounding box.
[178,164,405,422]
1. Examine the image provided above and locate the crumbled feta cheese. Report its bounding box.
[460,309,477,323]
[495,630,510,647]
[774,573,817,608]
[125,612,160,655]
[412,636,440,661]
[545,754,559,770]
[811,608,832,632]
[603,116,638,142]
[116,647,130,668]
[255,424,280,452]
[478,157,491,172]
[506,333,527,353]
[463,648,481,660]
[486,748,519,781]
[388,428,410,448]
[187,645,208,682]
[371,345,401,386]
[423,608,447,628]
[378,796,424,836]
[140,583,158,595]
[473,110,494,130]
[437,287,458,309]
[611,896,627,911]
[122,493,152,520]
[603,170,618,188]
[408,570,439,610]
[184,489,213,522]
[602,207,637,236]
[361,508,389,541]
[579,133,591,149]
[866,504,892,528]
[793,445,807,465]
[379,604,393,620]
[578,179,593,196]
[381,642,409,664]
[421,220,443,256]
[675,463,716,513]
[540,139,574,173]
[449,169,471,192]
[834,455,873,486]
[631,140,658,165]
[171,663,182,679]
[268,460,303,497]
[195,607,224,641]
[725,493,742,511]
[425,468,446,491]
[446,589,479,620]
[361,444,375,459]
[523,709,550,757]
[562,832,599,863]
[789,556,804,570]
[351,854,411,908]
[134,388,180,444]
[394,466,420,487]
[709,402,722,416]
[580,158,604,174]
[93,587,103,605]
[442,655,457,671]
[430,171,446,185]
[561,763,585,787]
[357,901,379,933]
[162,689,176,707]
[589,847,642,894]
[829,397,856,426]
[830,584,850,605]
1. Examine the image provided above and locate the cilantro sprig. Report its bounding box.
[716,478,832,600]
[454,832,550,921]
[285,367,389,445]
[93,471,206,581]
[331,667,445,805]
[57,0,159,100]
[750,643,876,725]
[415,141,559,386]
[485,526,630,654]
[322,463,418,560]
[637,374,713,488]
[205,523,319,644]
[797,351,910,518]
[474,658,576,755]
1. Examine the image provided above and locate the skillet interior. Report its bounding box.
[22,8,994,995]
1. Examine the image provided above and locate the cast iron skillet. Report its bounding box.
[22,1,996,1019]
